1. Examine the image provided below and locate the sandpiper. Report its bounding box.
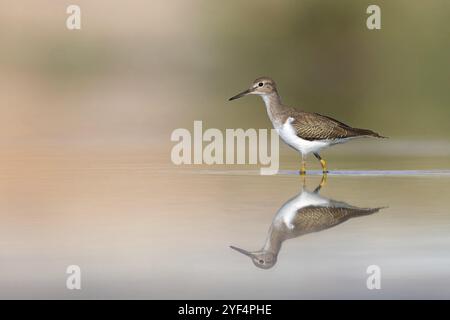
[230,177,384,269]
[229,77,385,174]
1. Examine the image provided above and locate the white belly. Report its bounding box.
[275,118,330,155]
[274,190,330,229]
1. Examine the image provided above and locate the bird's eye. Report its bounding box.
[259,260,264,264]
[258,82,264,87]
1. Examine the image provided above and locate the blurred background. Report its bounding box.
[1,0,450,151]
[1,0,450,299]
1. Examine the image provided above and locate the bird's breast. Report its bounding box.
[276,118,331,155]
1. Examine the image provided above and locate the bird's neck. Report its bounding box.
[262,225,285,256]
[261,92,285,125]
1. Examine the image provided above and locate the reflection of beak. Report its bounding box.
[228,88,253,101]
[230,245,255,258]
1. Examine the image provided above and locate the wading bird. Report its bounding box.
[229,77,385,174]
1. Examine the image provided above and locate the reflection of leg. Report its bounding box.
[300,154,306,175]
[313,174,327,193]
[319,174,327,188]
[301,174,306,188]
[313,152,329,174]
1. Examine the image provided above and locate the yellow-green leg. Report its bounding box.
[313,174,328,193]
[319,173,327,188]
[314,152,329,174]
[300,154,306,175]
[301,173,306,188]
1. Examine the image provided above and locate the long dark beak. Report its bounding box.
[230,245,255,258]
[228,88,253,101]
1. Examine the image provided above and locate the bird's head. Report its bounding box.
[230,245,277,269]
[228,77,278,101]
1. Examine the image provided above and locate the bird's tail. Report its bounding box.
[352,206,387,218]
[352,127,387,139]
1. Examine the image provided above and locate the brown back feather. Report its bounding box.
[293,206,381,233]
[289,110,385,140]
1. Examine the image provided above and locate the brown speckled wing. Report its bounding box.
[294,205,380,233]
[290,111,358,141]
[289,110,384,141]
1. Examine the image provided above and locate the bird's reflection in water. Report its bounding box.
[230,176,385,269]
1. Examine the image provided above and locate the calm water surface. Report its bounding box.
[1,149,450,299]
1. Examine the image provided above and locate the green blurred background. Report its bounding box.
[1,0,449,151]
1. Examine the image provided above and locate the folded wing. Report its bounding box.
[290,111,384,141]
